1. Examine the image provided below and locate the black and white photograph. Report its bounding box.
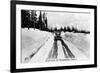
[11,1,97,72]
[21,10,90,63]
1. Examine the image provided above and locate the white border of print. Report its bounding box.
[16,4,94,69]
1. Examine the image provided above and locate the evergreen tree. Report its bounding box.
[38,11,42,30]
[64,27,66,32]
[67,26,71,32]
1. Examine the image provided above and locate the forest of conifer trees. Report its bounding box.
[21,10,90,34]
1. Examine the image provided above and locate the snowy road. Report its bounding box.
[22,29,89,63]
[62,39,88,60]
[28,36,88,63]
[29,35,54,63]
[57,40,66,59]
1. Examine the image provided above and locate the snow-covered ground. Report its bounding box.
[62,32,90,58]
[62,39,88,60]
[29,35,54,63]
[57,41,66,59]
[21,28,51,63]
[21,28,90,63]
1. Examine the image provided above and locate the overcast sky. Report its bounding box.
[46,11,90,31]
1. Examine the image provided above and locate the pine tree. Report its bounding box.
[38,11,42,30]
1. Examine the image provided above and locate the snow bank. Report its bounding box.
[21,28,51,63]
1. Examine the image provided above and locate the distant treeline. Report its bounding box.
[46,26,90,34]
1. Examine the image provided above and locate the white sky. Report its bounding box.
[46,11,90,30]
